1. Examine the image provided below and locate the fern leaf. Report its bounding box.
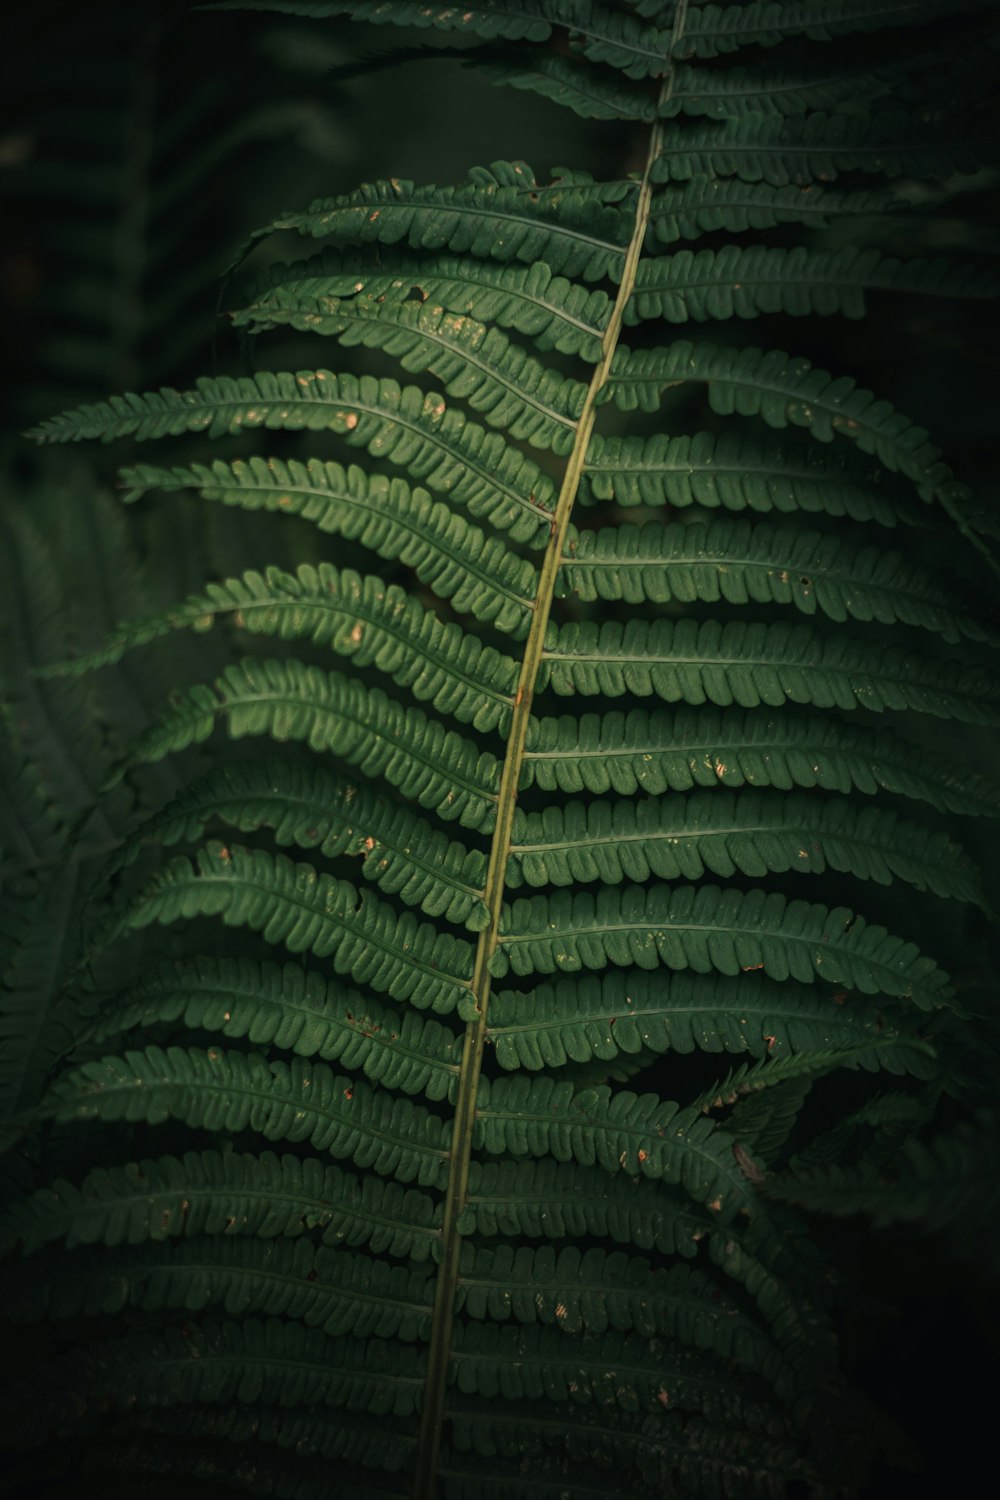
[78,956,462,1099]
[629,246,1000,324]
[210,2,675,80]
[480,52,656,122]
[119,457,537,637]
[48,563,520,734]
[581,430,918,526]
[487,970,936,1075]
[242,248,611,360]
[447,1320,783,1426]
[28,373,559,548]
[457,1246,788,1388]
[111,761,488,928]
[663,53,923,120]
[114,1403,414,1473]
[650,110,991,188]
[107,659,501,833]
[465,1157,711,1256]
[493,885,950,1008]
[1,1149,440,1259]
[557,519,996,644]
[4,1317,429,1434]
[668,1,989,59]
[606,342,976,521]
[231,295,586,453]
[648,175,902,248]
[6,1237,436,1339]
[250,164,633,282]
[522,705,1000,818]
[541,618,1000,724]
[89,1438,408,1500]
[44,1048,451,1186]
[451,1405,805,1496]
[97,844,474,1014]
[507,790,983,906]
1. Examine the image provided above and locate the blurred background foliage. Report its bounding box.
[1,3,1000,1495]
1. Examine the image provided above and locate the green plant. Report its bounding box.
[4,2,1000,1496]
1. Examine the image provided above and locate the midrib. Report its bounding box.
[410,2,690,1486]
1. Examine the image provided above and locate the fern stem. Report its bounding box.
[411,13,689,1493]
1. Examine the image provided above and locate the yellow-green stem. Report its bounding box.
[412,14,688,1493]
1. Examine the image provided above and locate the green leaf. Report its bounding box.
[488,969,936,1075]
[29,372,560,548]
[557,518,996,645]
[111,761,488,928]
[650,111,991,187]
[581,430,919,526]
[4,1235,436,1338]
[78,956,463,1099]
[507,789,983,906]
[666,1,989,59]
[628,246,1000,324]
[606,342,980,528]
[48,562,520,734]
[107,658,501,833]
[120,457,538,636]
[231,291,586,453]
[44,1048,452,1186]
[2,1149,441,1259]
[242,248,610,360]
[648,177,899,246]
[521,705,1000,818]
[97,843,474,1014]
[541,617,1000,724]
[493,885,951,1009]
[249,162,633,282]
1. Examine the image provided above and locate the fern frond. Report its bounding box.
[5,1317,429,1436]
[506,790,982,906]
[231,295,586,453]
[118,1402,414,1472]
[28,373,559,547]
[648,177,901,245]
[111,761,488,928]
[480,52,656,122]
[242,249,611,360]
[768,1108,1000,1259]
[581,431,918,526]
[78,956,462,1099]
[668,1,989,59]
[5,1234,434,1333]
[209,1,673,80]
[606,343,978,521]
[650,110,991,188]
[628,246,999,324]
[44,1047,451,1186]
[1,1149,440,1259]
[541,618,1000,724]
[47,563,520,734]
[663,53,921,120]
[250,165,633,282]
[557,519,996,645]
[493,885,950,1008]
[119,457,537,637]
[487,970,936,1075]
[106,659,501,833]
[522,706,1000,818]
[465,1157,710,1255]
[96,844,474,1014]
[450,1404,804,1496]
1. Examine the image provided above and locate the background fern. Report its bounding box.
[4,2,1000,1497]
